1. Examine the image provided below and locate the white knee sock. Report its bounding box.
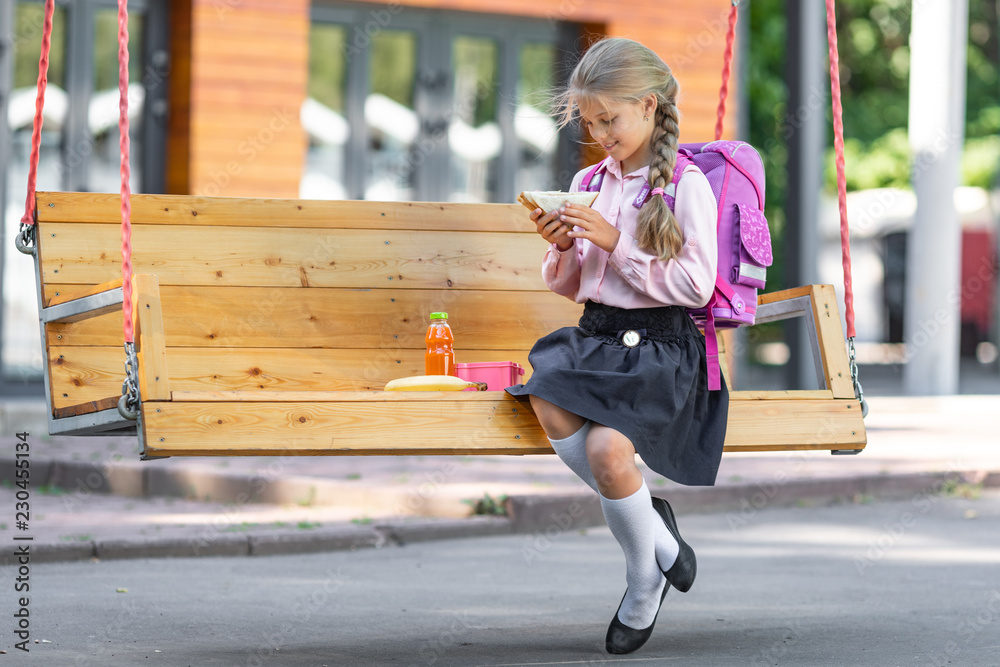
[550,423,679,573]
[600,480,668,629]
[548,421,597,492]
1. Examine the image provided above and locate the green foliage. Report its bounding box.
[453,36,499,127]
[750,0,1000,228]
[966,0,1000,138]
[964,135,1000,188]
[831,0,913,143]
[373,31,418,108]
[824,128,911,191]
[466,492,508,516]
[519,43,556,112]
[92,10,144,92]
[747,0,788,288]
[309,24,347,112]
[13,4,66,88]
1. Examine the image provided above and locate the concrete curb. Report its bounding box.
[506,469,1000,534]
[4,456,476,518]
[7,468,997,566]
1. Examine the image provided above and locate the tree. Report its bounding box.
[744,0,999,363]
[748,0,1000,201]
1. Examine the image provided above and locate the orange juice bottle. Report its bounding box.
[425,312,456,376]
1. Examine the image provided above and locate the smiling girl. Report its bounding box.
[506,37,729,655]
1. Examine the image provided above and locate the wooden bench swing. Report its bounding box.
[17,0,866,460]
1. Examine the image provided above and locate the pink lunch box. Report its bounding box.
[455,362,525,391]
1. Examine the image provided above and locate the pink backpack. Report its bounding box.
[581,140,772,390]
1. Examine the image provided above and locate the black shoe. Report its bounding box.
[605,578,670,655]
[652,496,696,592]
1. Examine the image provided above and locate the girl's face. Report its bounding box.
[577,95,657,173]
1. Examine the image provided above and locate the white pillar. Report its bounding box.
[904,0,968,395]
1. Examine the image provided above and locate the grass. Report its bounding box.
[466,493,509,517]
[940,479,983,500]
[296,486,317,507]
[221,522,261,532]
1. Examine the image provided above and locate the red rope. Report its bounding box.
[20,0,55,228]
[118,0,134,344]
[825,0,856,339]
[714,1,739,141]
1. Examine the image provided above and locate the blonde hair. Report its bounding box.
[555,38,683,260]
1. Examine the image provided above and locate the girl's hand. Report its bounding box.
[530,207,574,251]
[560,203,620,253]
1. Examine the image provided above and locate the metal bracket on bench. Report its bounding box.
[754,295,826,391]
[49,408,138,437]
[41,287,124,323]
[831,449,863,455]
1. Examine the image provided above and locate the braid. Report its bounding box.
[637,80,683,260]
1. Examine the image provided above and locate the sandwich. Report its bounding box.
[517,190,599,214]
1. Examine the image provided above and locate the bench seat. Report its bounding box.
[29,191,866,458]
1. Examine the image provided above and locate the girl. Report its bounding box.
[506,37,728,654]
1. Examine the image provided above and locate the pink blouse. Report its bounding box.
[542,158,718,309]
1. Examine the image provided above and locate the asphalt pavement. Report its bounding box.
[0,392,999,564]
[2,490,998,666]
[0,363,998,663]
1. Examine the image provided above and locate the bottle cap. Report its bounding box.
[430,312,448,320]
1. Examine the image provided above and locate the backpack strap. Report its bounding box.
[703,292,722,391]
[581,158,611,192]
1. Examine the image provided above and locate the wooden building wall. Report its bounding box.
[167,0,310,197]
[167,0,738,198]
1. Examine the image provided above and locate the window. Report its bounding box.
[306,4,577,203]
[0,0,168,387]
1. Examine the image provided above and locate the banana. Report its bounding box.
[384,375,488,391]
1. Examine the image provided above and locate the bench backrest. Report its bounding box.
[35,192,583,415]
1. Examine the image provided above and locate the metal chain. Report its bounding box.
[117,342,139,420]
[15,223,35,255]
[847,337,868,418]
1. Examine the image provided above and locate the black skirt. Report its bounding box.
[505,301,729,487]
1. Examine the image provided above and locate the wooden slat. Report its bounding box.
[133,275,171,401]
[194,33,308,61]
[140,394,548,457]
[170,391,522,402]
[35,193,535,232]
[725,397,866,451]
[758,284,813,306]
[47,346,124,410]
[189,141,305,169]
[729,390,833,400]
[138,394,866,458]
[173,389,837,403]
[52,396,120,419]
[47,346,532,408]
[192,60,309,86]
[38,224,548,291]
[192,5,307,32]
[808,285,856,399]
[46,278,124,307]
[47,287,583,349]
